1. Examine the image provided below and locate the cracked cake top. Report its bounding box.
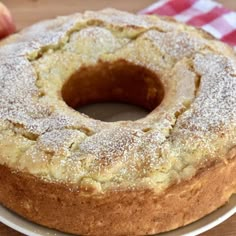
[0,9,236,193]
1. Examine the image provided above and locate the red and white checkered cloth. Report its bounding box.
[140,0,236,48]
[1,0,236,49]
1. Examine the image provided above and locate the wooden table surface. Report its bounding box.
[0,0,235,235]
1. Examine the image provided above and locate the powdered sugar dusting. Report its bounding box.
[0,41,41,57]
[177,53,236,134]
[0,56,50,130]
[146,30,205,60]
[38,129,86,154]
[0,9,235,190]
[19,13,84,47]
[80,127,142,166]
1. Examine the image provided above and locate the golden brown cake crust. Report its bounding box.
[0,8,236,235]
[0,156,235,236]
[0,9,236,188]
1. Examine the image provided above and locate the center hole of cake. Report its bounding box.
[61,60,164,122]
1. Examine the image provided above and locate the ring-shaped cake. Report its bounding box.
[0,9,235,236]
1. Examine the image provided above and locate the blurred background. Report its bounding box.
[2,0,235,30]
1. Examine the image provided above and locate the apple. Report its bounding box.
[0,2,16,39]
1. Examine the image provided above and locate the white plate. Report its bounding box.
[0,195,235,236]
